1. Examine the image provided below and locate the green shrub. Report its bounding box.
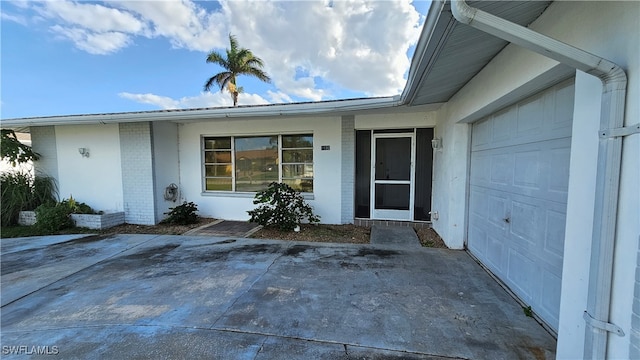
[0,172,57,226]
[247,182,320,231]
[161,201,199,225]
[60,196,98,214]
[35,203,74,232]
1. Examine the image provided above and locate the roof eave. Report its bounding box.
[400,0,451,105]
[0,96,403,128]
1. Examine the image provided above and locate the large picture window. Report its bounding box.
[203,134,313,193]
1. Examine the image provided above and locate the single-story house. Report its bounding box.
[2,1,638,358]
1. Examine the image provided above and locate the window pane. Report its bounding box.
[282,149,312,163]
[204,137,231,150]
[206,178,232,191]
[282,134,313,148]
[282,164,313,178]
[205,151,231,163]
[235,136,279,192]
[205,165,232,177]
[284,179,313,192]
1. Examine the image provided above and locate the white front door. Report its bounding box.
[371,133,415,221]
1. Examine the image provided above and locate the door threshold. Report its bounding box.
[354,219,432,229]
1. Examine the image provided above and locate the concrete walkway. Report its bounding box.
[370,225,422,248]
[1,234,556,359]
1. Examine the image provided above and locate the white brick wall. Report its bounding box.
[18,211,37,226]
[341,115,355,224]
[71,212,125,229]
[18,211,125,229]
[119,122,157,225]
[30,126,59,181]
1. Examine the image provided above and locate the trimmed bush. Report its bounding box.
[161,201,199,225]
[247,182,320,231]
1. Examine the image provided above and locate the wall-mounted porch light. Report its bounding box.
[431,138,442,150]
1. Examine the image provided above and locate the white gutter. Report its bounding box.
[0,96,403,128]
[450,0,629,358]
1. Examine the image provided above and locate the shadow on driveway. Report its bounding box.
[1,234,555,359]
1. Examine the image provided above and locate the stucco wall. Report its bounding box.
[54,124,124,213]
[152,122,181,222]
[431,1,639,358]
[30,126,58,181]
[178,116,343,224]
[354,110,436,130]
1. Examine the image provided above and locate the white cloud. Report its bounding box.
[266,91,293,104]
[1,12,28,26]
[223,0,420,97]
[119,91,268,109]
[41,1,145,34]
[111,0,226,51]
[16,0,422,101]
[50,26,131,55]
[119,92,179,109]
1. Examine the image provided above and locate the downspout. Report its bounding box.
[450,0,628,358]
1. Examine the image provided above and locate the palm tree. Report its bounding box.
[204,34,271,107]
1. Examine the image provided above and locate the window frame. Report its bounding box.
[201,133,314,194]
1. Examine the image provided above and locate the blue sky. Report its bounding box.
[1,1,431,119]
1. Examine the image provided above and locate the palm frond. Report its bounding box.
[203,33,271,104]
[204,71,232,92]
[206,51,228,68]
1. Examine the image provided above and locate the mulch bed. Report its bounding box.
[101,219,447,249]
[249,224,371,244]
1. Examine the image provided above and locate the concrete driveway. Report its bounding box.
[1,234,555,359]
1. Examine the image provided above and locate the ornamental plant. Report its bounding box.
[161,201,199,225]
[247,182,320,231]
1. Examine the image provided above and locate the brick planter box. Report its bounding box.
[18,211,125,230]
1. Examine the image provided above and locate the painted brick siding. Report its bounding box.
[631,242,640,358]
[119,122,157,225]
[341,116,355,224]
[30,126,59,179]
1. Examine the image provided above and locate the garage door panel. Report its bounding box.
[471,81,574,153]
[487,193,509,231]
[541,270,562,328]
[543,209,566,260]
[468,80,574,332]
[548,147,571,194]
[468,223,487,256]
[552,83,575,130]
[469,188,488,218]
[490,153,513,185]
[510,200,539,247]
[470,153,490,184]
[492,107,514,142]
[471,115,491,147]
[507,248,536,302]
[487,235,507,273]
[513,150,541,189]
[470,138,571,204]
[516,94,544,136]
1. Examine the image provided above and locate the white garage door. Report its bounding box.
[468,80,574,331]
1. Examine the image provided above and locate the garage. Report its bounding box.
[467,79,575,331]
